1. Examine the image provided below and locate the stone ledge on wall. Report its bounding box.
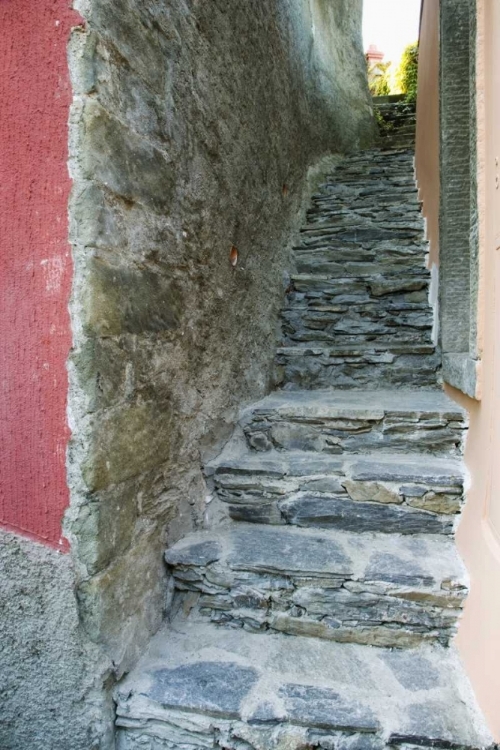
[442,353,481,400]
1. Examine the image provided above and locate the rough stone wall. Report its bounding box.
[0,531,114,750]
[67,0,374,681]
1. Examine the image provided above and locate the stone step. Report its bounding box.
[294,247,427,277]
[313,185,418,207]
[276,346,440,390]
[164,524,467,647]
[285,275,431,312]
[299,224,422,245]
[282,316,434,343]
[380,139,415,151]
[282,304,433,346]
[309,197,420,215]
[241,390,465,455]
[304,213,424,232]
[207,448,464,533]
[293,260,427,278]
[115,620,493,750]
[307,200,421,217]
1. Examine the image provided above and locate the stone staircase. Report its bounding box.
[373,98,417,150]
[114,144,495,749]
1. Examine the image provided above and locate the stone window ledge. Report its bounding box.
[442,353,481,400]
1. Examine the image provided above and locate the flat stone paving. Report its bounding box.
[115,619,493,749]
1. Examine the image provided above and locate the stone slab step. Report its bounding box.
[289,273,429,297]
[115,620,493,750]
[304,208,423,230]
[281,306,434,347]
[241,390,465,455]
[165,524,467,647]
[276,346,440,389]
[207,449,464,533]
[294,241,428,275]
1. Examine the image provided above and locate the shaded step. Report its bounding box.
[288,273,430,300]
[276,345,440,390]
[305,204,423,230]
[283,316,432,344]
[283,275,433,342]
[115,621,493,750]
[207,448,464,533]
[294,244,428,276]
[241,390,465,455]
[165,524,467,647]
[299,224,422,245]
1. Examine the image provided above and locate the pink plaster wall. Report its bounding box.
[416,0,500,737]
[0,0,80,550]
[454,0,500,737]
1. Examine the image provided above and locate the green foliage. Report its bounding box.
[368,61,391,97]
[374,108,394,134]
[396,42,419,102]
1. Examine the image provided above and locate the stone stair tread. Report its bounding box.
[115,619,493,749]
[207,446,464,485]
[244,388,465,420]
[277,343,436,355]
[290,272,428,282]
[241,389,464,455]
[165,523,466,594]
[165,524,467,647]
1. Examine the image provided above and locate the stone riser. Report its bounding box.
[281,330,434,347]
[164,522,468,650]
[281,308,433,344]
[294,244,429,276]
[116,721,387,750]
[169,567,464,649]
[298,232,422,252]
[289,273,430,298]
[276,352,440,390]
[321,169,415,182]
[305,205,422,223]
[225,493,456,535]
[294,260,428,278]
[304,209,422,230]
[299,226,423,246]
[214,463,463,534]
[243,415,464,456]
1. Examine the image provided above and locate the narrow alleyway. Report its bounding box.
[113,112,494,749]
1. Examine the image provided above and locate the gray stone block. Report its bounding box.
[149,661,258,718]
